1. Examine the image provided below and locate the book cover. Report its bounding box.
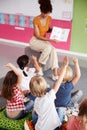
[50,26,70,42]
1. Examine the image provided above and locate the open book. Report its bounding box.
[50,26,70,42]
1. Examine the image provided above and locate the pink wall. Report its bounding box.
[0,19,72,51]
[0,24,33,43]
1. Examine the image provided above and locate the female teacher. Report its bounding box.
[29,0,59,80]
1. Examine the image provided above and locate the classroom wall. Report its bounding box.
[0,0,73,51]
[0,19,72,51]
[0,0,74,21]
[70,0,87,54]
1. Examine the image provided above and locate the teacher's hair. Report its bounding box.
[38,0,52,13]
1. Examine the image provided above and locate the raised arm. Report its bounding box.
[5,63,22,85]
[53,56,69,93]
[72,57,81,85]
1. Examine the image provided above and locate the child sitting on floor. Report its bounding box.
[55,57,83,124]
[67,98,87,130]
[1,63,34,119]
[29,56,68,130]
[17,55,43,100]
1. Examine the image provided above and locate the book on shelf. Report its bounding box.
[50,26,70,42]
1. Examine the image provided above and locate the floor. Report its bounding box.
[0,42,25,78]
[0,42,87,78]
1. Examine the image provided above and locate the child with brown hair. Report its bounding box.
[17,55,43,100]
[17,55,43,92]
[67,98,87,130]
[1,63,34,119]
[29,56,68,130]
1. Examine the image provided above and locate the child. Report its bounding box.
[29,56,68,130]
[55,57,83,123]
[1,63,34,119]
[67,98,87,130]
[17,55,43,92]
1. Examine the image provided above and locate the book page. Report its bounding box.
[50,26,70,42]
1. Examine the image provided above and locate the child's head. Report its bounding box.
[1,70,18,100]
[29,76,47,97]
[58,66,73,82]
[17,55,29,70]
[78,98,87,118]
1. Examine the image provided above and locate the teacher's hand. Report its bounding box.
[50,39,59,43]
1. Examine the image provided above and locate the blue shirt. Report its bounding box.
[55,81,74,107]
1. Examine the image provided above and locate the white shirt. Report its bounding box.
[34,89,61,130]
[18,67,36,91]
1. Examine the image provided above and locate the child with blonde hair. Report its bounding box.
[29,56,68,130]
[55,57,83,123]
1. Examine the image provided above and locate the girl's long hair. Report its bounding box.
[1,70,18,100]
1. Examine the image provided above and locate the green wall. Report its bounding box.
[70,0,87,54]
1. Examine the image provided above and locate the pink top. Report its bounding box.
[6,85,25,111]
[67,116,84,130]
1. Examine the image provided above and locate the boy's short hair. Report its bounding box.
[29,76,47,97]
[58,66,73,82]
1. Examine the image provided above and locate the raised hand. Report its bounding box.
[63,56,69,66]
[72,57,78,64]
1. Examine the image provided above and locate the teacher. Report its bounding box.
[29,0,59,80]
